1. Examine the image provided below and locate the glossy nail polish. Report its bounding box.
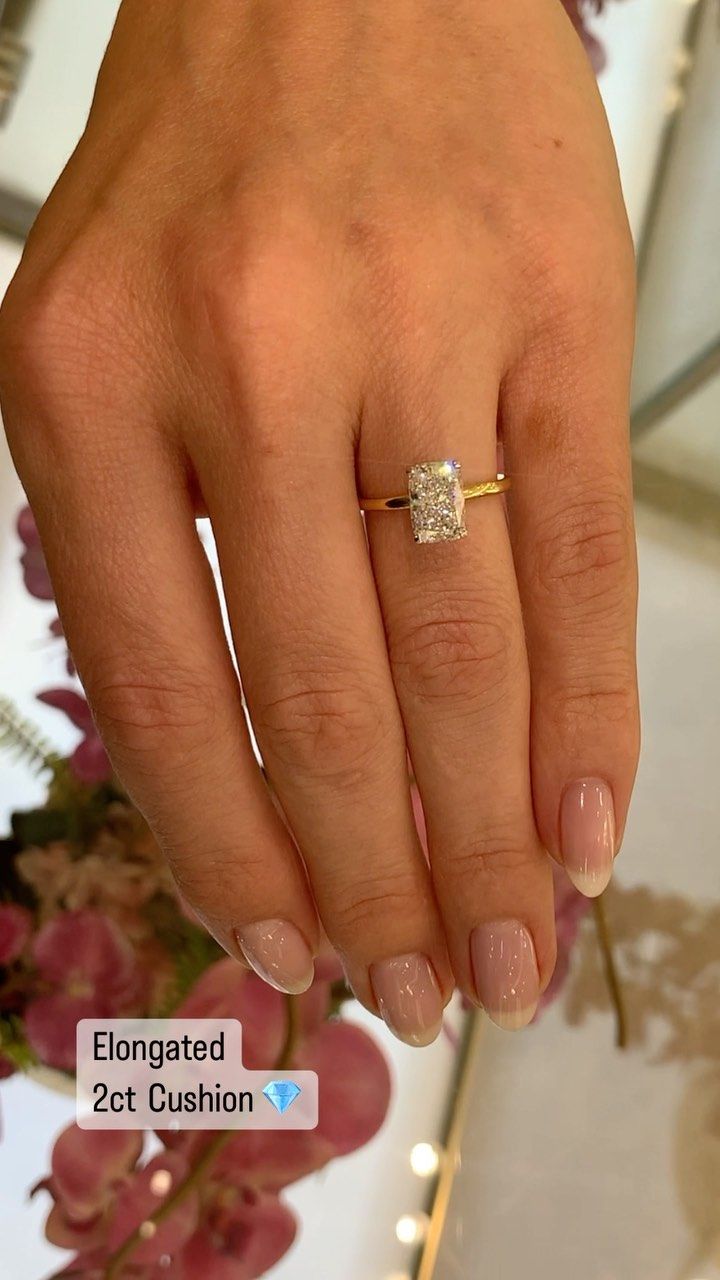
[471,920,539,1030]
[235,920,314,994]
[370,953,444,1047]
[560,777,616,897]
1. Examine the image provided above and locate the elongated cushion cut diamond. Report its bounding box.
[407,460,467,543]
[262,1080,302,1114]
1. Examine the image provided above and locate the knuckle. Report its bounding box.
[192,228,324,365]
[534,240,601,321]
[389,606,513,705]
[183,227,350,445]
[2,258,96,393]
[327,868,423,938]
[90,672,220,761]
[166,842,265,915]
[439,833,540,894]
[253,672,391,783]
[550,676,639,738]
[0,249,132,462]
[517,200,635,335]
[533,493,634,609]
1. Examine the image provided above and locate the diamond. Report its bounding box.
[262,1080,302,1114]
[407,460,467,544]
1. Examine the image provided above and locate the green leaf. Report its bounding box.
[152,911,224,1016]
[0,697,61,777]
[0,1015,38,1071]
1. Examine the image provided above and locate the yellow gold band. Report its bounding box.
[359,472,511,511]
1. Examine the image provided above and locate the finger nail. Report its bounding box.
[370,953,444,1047]
[235,920,314,994]
[560,777,616,898]
[470,920,539,1031]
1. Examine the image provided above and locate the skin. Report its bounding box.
[0,0,639,1039]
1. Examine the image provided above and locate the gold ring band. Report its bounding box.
[359,460,510,544]
[359,475,511,510]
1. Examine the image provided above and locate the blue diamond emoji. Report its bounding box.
[263,1080,302,1115]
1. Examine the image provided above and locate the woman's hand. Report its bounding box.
[0,0,639,1044]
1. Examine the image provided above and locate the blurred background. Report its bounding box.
[0,1,718,1278]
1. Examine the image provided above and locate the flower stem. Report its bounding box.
[103,1128,232,1279]
[592,893,628,1049]
[103,994,300,1279]
[278,991,300,1069]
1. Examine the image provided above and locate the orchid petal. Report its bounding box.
[106,1151,198,1263]
[178,1192,297,1280]
[0,903,32,964]
[213,1128,333,1192]
[296,1020,391,1155]
[176,961,286,1069]
[51,1124,144,1222]
[44,1204,108,1252]
[37,689,95,734]
[32,910,138,993]
[25,994,100,1072]
[70,735,112,785]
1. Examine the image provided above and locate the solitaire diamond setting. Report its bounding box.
[407,460,467,544]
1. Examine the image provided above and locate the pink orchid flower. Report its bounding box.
[36,689,112,785]
[177,1191,297,1280]
[42,957,391,1278]
[16,506,54,601]
[168,959,391,1185]
[16,505,76,669]
[175,959,392,1151]
[43,1127,144,1251]
[297,1019,392,1156]
[105,1151,199,1263]
[25,910,143,1071]
[54,1188,297,1280]
[208,1018,392,1196]
[174,956,338,1068]
[561,0,608,72]
[0,903,32,964]
[45,1141,196,1271]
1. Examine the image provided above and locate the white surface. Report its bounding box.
[0,0,118,204]
[596,0,691,240]
[632,0,720,406]
[634,373,720,493]
[437,499,720,1280]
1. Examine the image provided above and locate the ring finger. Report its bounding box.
[362,352,556,1030]
[190,381,454,1047]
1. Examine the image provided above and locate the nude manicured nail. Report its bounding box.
[235,920,314,994]
[370,953,444,1047]
[560,777,616,898]
[471,921,539,1030]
